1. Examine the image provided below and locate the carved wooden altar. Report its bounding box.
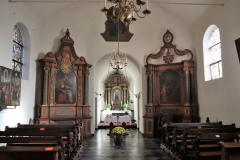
[104,71,130,110]
[143,30,199,137]
[35,29,92,138]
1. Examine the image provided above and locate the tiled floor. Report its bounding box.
[76,128,172,160]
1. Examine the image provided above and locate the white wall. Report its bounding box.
[0,1,194,133]
[0,1,41,130]
[192,0,240,126]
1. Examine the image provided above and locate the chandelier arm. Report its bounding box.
[135,10,147,18]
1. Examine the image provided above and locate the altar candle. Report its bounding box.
[104,0,106,8]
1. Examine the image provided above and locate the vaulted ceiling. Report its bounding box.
[9,0,225,24]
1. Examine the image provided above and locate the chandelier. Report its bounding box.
[109,26,127,70]
[109,21,127,71]
[101,0,151,25]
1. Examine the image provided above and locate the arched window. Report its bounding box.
[203,25,222,81]
[12,25,24,73]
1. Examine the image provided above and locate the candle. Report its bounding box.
[104,0,106,8]
[146,0,148,10]
[132,10,134,17]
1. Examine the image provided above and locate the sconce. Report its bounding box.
[95,92,102,96]
[134,92,142,98]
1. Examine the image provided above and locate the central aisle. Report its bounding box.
[77,128,172,160]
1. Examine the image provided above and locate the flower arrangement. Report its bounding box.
[105,103,111,109]
[111,126,126,136]
[122,103,129,110]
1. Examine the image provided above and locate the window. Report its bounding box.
[203,25,222,81]
[12,25,24,73]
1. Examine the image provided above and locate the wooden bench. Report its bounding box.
[219,142,240,160]
[0,136,65,160]
[0,145,61,160]
[16,123,83,149]
[1,127,78,159]
[191,133,240,160]
[161,122,222,152]
[179,128,240,160]
[170,124,236,158]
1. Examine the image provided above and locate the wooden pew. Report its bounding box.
[191,133,240,160]
[180,128,240,160]
[16,123,83,149]
[171,124,236,157]
[0,136,65,160]
[1,127,77,159]
[161,122,222,152]
[0,145,61,160]
[219,142,240,160]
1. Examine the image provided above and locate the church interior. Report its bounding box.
[0,0,240,159]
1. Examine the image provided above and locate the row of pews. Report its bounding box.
[0,123,83,160]
[160,121,240,160]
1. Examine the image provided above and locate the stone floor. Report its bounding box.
[76,128,172,160]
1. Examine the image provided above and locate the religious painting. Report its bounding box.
[113,89,121,101]
[0,66,12,105]
[160,69,181,104]
[11,71,21,106]
[55,52,76,104]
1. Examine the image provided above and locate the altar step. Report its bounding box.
[98,122,137,129]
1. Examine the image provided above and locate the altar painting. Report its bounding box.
[160,69,181,104]
[0,67,12,105]
[55,69,76,104]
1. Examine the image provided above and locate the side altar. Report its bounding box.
[35,29,92,138]
[143,30,199,137]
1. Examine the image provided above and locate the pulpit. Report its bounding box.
[35,29,92,138]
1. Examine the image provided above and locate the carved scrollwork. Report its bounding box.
[146,30,194,65]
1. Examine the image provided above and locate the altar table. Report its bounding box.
[104,116,131,125]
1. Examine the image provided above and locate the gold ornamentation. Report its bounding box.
[60,52,72,74]
[163,51,174,64]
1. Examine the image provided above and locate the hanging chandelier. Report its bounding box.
[101,0,151,25]
[109,21,127,71]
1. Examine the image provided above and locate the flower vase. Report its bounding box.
[114,135,122,145]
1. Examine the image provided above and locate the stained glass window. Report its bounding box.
[12,25,23,73]
[208,27,222,80]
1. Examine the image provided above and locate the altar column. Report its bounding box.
[84,71,90,105]
[183,67,190,106]
[42,67,49,106]
[107,88,111,105]
[123,88,127,104]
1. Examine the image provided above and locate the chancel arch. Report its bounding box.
[94,53,142,130]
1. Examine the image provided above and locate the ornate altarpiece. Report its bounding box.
[35,29,92,138]
[143,30,199,137]
[104,71,130,110]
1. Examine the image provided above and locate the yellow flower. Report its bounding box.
[111,127,126,135]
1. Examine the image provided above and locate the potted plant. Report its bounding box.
[111,126,127,145]
[105,103,111,110]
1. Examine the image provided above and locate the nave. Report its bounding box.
[77,129,171,160]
